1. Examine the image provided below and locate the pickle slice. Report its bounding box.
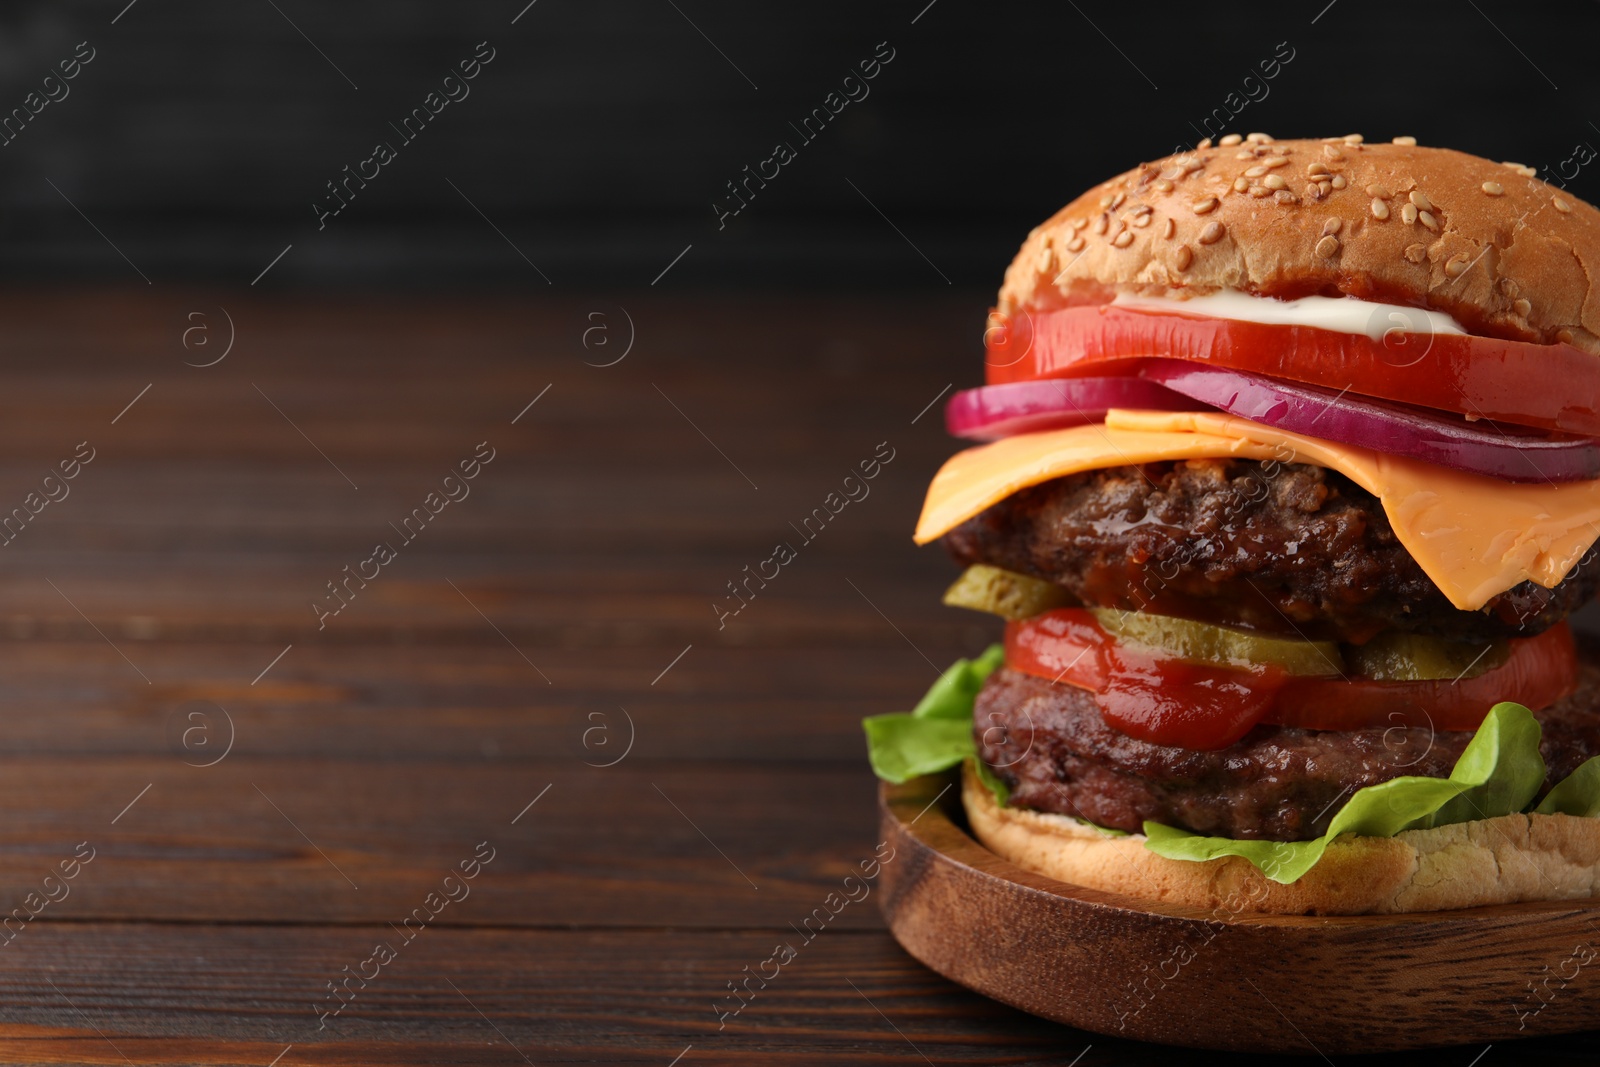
[1347,633,1509,682]
[1091,607,1345,677]
[942,564,1074,621]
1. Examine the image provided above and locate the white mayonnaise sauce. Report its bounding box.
[1111,289,1467,341]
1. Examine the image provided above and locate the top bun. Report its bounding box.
[999,135,1600,353]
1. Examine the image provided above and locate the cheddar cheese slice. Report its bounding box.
[914,409,1600,612]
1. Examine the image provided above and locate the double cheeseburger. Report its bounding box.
[868,134,1600,915]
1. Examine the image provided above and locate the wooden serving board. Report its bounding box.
[878,772,1600,1054]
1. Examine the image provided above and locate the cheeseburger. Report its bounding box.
[866,134,1600,915]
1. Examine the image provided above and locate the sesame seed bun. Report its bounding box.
[999,135,1600,353]
[960,761,1600,915]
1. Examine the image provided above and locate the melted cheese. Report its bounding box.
[915,410,1600,611]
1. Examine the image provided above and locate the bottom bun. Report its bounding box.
[962,761,1600,915]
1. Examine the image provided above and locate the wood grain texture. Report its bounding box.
[0,290,1590,1063]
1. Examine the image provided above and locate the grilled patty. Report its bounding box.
[943,458,1600,644]
[976,664,1600,841]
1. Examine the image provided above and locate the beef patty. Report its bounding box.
[944,458,1600,644]
[976,664,1600,841]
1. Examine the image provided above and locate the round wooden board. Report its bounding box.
[877,773,1600,1053]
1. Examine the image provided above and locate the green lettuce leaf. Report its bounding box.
[1537,755,1600,818]
[970,756,1012,806]
[910,644,1005,720]
[862,645,1003,785]
[1145,702,1546,883]
[1424,699,1545,827]
[861,716,973,784]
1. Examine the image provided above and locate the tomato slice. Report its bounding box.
[1003,609,1579,749]
[1272,623,1578,732]
[984,305,1600,437]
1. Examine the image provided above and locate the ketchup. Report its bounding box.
[1005,609,1284,748]
[1004,609,1578,750]
[1094,644,1286,749]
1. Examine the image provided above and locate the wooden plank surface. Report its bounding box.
[0,289,1592,1063]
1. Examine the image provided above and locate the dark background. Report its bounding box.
[1,0,1596,290]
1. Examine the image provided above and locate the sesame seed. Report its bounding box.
[1232,177,1249,192]
[1094,214,1109,235]
[1371,198,1390,220]
[1132,211,1153,227]
[1482,181,1504,196]
[1344,134,1364,144]
[1307,162,1330,176]
[1404,243,1427,264]
[1409,190,1433,211]
[1110,192,1126,209]
[1198,221,1226,244]
[1193,196,1220,215]
[1322,218,1342,235]
[1197,137,1213,150]
[1275,190,1297,205]
[1392,136,1417,146]
[1401,203,1418,225]
[1264,156,1290,169]
[1316,235,1340,258]
[1099,195,1114,209]
[1067,235,1086,253]
[1366,184,1392,198]
[1219,133,1243,146]
[1246,132,1273,144]
[1554,196,1572,213]
[1250,185,1273,198]
[1418,210,1438,232]
[1236,150,1256,160]
[1513,298,1532,317]
[1318,180,1332,196]
[1039,246,1054,272]
[1323,145,1343,161]
[1244,166,1269,178]
[1559,328,1577,344]
[1444,254,1470,277]
[1181,158,1204,175]
[1175,245,1193,271]
[1162,217,1176,239]
[1113,229,1134,248]
[1264,174,1287,190]
[1331,175,1347,189]
[1155,179,1175,193]
[1161,167,1184,182]
[1306,184,1323,200]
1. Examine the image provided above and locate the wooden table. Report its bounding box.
[0,289,1592,1064]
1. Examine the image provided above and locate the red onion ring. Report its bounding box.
[1141,359,1600,483]
[944,377,1203,441]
